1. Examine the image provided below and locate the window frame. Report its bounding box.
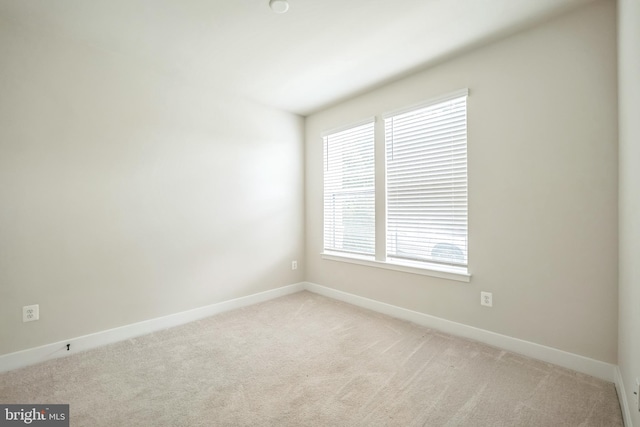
[321,89,470,283]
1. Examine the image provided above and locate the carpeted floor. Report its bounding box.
[0,291,623,426]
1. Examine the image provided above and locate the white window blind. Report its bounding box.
[323,120,375,256]
[385,92,468,267]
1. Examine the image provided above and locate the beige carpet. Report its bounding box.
[0,291,623,426]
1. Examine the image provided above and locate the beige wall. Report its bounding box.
[0,0,622,373]
[618,0,640,423]
[305,0,618,363]
[0,16,304,355]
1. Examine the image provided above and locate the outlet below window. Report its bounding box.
[480,292,493,307]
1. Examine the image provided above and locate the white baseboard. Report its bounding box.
[616,367,634,427]
[0,282,306,373]
[303,282,616,382]
[0,281,618,387]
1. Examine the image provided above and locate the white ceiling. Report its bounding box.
[0,0,595,115]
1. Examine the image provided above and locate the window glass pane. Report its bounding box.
[323,122,375,256]
[385,96,468,266]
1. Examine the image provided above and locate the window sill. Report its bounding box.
[321,252,471,283]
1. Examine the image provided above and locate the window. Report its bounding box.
[385,92,468,267]
[322,89,469,280]
[323,120,375,256]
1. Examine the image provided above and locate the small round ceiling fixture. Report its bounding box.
[269,0,289,14]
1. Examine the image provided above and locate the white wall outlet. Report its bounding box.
[23,304,39,322]
[480,292,493,307]
[291,260,298,270]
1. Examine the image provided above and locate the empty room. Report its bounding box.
[1,0,639,425]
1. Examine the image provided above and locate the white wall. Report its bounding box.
[618,0,640,423]
[305,0,618,363]
[0,16,304,355]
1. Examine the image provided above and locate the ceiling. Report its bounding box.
[0,0,595,116]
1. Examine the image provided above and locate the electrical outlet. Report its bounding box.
[23,304,39,322]
[291,260,298,270]
[480,292,493,307]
